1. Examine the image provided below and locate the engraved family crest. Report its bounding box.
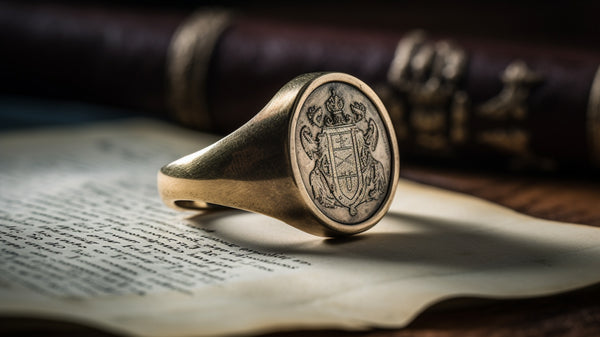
[300,88,386,216]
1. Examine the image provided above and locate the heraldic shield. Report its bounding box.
[324,125,364,208]
[300,87,387,217]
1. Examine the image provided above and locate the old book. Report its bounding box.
[1,119,600,336]
[2,2,600,170]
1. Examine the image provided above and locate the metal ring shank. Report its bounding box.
[157,174,229,211]
[157,72,399,237]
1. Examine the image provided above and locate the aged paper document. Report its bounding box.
[1,119,600,336]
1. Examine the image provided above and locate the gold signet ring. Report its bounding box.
[158,72,399,236]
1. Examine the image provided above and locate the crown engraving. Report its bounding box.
[299,86,387,218]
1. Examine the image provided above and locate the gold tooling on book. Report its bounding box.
[383,31,550,167]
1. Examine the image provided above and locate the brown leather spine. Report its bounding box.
[208,17,398,132]
[2,3,600,170]
[0,1,186,114]
[207,17,600,170]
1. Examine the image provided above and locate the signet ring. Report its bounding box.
[158,72,400,236]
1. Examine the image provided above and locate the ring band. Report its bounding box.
[158,72,400,236]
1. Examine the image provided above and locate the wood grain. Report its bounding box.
[401,166,600,228]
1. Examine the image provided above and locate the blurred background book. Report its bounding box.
[3,0,600,222]
[3,0,600,170]
[2,0,600,222]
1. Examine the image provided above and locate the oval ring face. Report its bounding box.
[294,81,393,225]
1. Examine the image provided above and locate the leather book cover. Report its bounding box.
[2,1,600,171]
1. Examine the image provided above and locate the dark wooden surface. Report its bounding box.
[264,286,600,337]
[402,165,600,228]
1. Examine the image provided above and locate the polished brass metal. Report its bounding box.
[158,72,400,237]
